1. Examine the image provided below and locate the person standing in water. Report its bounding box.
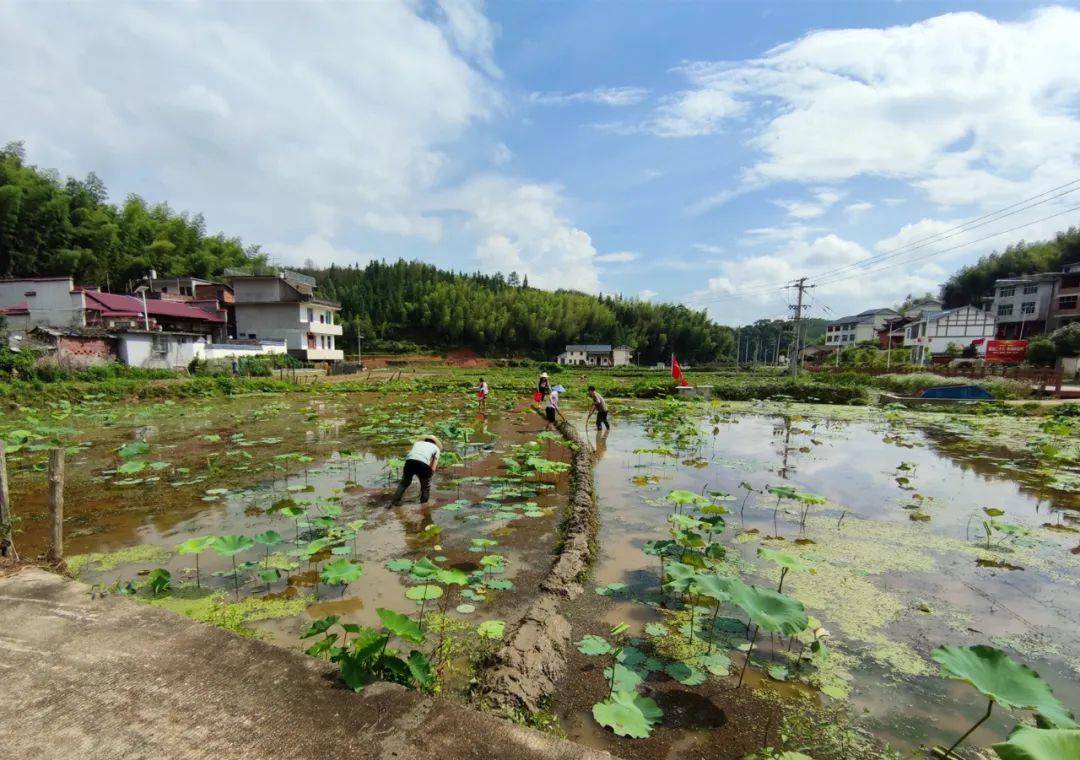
[587,385,610,432]
[391,435,441,506]
[544,386,560,431]
[476,377,490,412]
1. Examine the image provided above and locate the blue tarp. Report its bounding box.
[918,385,994,400]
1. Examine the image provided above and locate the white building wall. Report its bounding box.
[118,334,207,369]
[0,279,85,331]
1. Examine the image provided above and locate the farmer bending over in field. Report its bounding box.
[544,387,560,431]
[391,435,441,506]
[587,385,610,431]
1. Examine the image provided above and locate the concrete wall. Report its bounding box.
[234,303,306,349]
[0,279,85,330]
[203,341,287,360]
[992,279,1056,323]
[118,334,207,369]
[232,278,293,303]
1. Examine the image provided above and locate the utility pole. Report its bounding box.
[788,278,814,379]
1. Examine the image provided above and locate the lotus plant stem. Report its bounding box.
[195,554,201,589]
[707,601,721,654]
[737,625,760,688]
[231,555,239,601]
[418,596,428,631]
[777,567,789,593]
[773,496,782,538]
[943,699,993,759]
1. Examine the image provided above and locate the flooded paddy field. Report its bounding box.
[557,400,1079,758]
[2,390,573,692]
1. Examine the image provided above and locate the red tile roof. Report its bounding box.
[0,300,29,315]
[82,290,223,322]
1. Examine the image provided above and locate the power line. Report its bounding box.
[809,178,1080,283]
[811,202,1080,289]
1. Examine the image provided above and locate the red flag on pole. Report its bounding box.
[671,354,690,387]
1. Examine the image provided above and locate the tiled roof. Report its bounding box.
[564,344,612,352]
[82,290,223,322]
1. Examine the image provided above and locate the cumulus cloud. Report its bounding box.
[595,251,639,264]
[637,289,658,301]
[844,202,874,219]
[528,86,650,107]
[655,8,1080,211]
[443,175,601,292]
[772,189,843,219]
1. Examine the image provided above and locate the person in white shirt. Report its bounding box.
[476,377,490,411]
[391,435,441,505]
[544,388,559,430]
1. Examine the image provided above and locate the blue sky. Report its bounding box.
[3,1,1079,325]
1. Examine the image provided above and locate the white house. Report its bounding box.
[989,273,1058,339]
[116,332,208,369]
[825,308,899,346]
[229,271,343,363]
[555,344,632,367]
[904,306,996,364]
[0,276,87,332]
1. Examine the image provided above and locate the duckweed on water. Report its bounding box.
[67,545,172,577]
[145,586,311,638]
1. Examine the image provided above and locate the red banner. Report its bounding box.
[985,339,1028,363]
[671,355,690,387]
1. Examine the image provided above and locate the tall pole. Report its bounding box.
[0,441,16,561]
[140,289,150,331]
[789,278,813,379]
[47,448,64,565]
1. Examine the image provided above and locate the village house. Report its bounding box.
[824,308,898,347]
[904,305,996,364]
[1048,263,1080,331]
[555,344,632,367]
[877,299,943,348]
[988,272,1058,339]
[228,271,343,363]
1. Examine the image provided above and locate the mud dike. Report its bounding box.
[479,416,599,713]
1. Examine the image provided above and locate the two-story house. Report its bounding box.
[555,344,632,367]
[988,273,1059,339]
[825,308,898,347]
[904,305,996,364]
[877,299,943,348]
[229,271,343,363]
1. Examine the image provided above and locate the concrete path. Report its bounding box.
[0,568,610,760]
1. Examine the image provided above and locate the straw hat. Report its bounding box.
[540,372,549,379]
[422,434,441,448]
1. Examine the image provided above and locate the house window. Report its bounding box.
[307,308,314,323]
[997,304,1014,317]
[248,333,257,339]
[1059,295,1079,310]
[151,335,168,357]
[180,286,193,296]
[1020,301,1036,315]
[1022,284,1038,295]
[319,313,325,324]
[998,286,1015,297]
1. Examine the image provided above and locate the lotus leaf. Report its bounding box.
[211,535,255,557]
[176,536,216,555]
[757,547,810,573]
[476,620,505,640]
[320,559,362,586]
[576,635,613,656]
[406,650,435,690]
[604,664,644,692]
[728,581,808,635]
[665,661,706,685]
[592,690,663,739]
[376,608,424,644]
[992,726,1080,760]
[932,645,1076,728]
[253,530,283,547]
[645,623,669,638]
[385,558,414,572]
[663,562,698,594]
[405,584,443,602]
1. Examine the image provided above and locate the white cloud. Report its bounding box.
[595,251,639,264]
[772,188,843,219]
[656,8,1080,212]
[844,202,874,219]
[0,0,503,266]
[443,175,601,292]
[528,87,650,107]
[692,243,725,255]
[491,142,513,166]
[637,289,658,301]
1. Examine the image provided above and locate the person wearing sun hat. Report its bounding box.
[537,371,551,401]
[391,434,441,505]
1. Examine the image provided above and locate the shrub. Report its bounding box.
[1026,339,1057,367]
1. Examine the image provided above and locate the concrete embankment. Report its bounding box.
[0,567,611,760]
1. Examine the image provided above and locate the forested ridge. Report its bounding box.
[0,144,733,363]
[942,227,1080,307]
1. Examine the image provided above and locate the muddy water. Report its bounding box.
[568,407,1079,756]
[3,392,569,657]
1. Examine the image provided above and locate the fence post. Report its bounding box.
[0,440,16,562]
[47,448,64,565]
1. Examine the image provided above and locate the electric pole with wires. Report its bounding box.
[788,278,815,379]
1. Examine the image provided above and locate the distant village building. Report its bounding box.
[877,299,943,348]
[824,308,898,347]
[555,344,632,367]
[1048,263,1080,332]
[904,305,996,364]
[988,273,1058,339]
[228,271,343,363]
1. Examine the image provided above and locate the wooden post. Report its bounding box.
[47,448,64,564]
[0,440,16,562]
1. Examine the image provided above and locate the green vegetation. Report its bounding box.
[67,545,172,577]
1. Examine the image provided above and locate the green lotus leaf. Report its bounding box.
[118,441,150,459]
[767,664,790,681]
[176,536,216,554]
[592,690,663,739]
[117,459,148,475]
[320,559,362,586]
[253,530,283,547]
[406,650,435,690]
[595,582,629,597]
[604,664,644,692]
[663,562,698,594]
[767,485,800,499]
[665,661,706,685]
[408,557,441,579]
[728,581,808,635]
[385,558,414,573]
[258,568,281,584]
[992,726,1080,760]
[484,579,513,591]
[690,572,733,603]
[435,568,470,586]
[983,507,1006,517]
[301,615,340,638]
[476,620,505,640]
[666,489,705,505]
[405,584,443,602]
[644,623,669,638]
[757,547,811,573]
[576,634,612,656]
[376,608,424,644]
[146,567,171,595]
[455,604,476,614]
[642,539,681,558]
[932,645,1076,727]
[697,652,731,676]
[211,534,255,557]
